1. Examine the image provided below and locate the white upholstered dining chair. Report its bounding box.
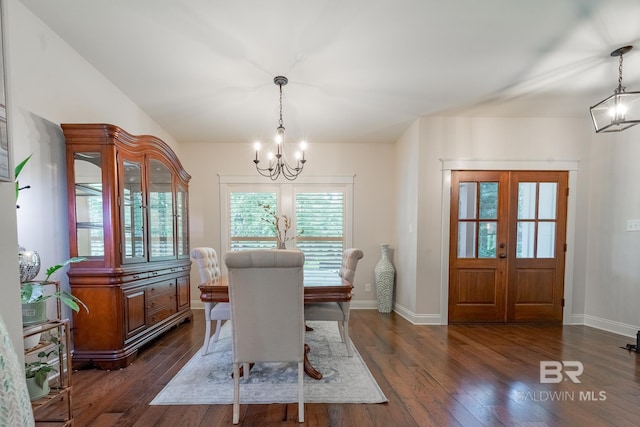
[225,249,306,424]
[304,248,363,357]
[190,247,231,356]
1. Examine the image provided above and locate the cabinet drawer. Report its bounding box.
[146,280,176,297]
[146,291,175,311]
[147,305,177,325]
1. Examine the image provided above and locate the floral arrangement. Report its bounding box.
[259,203,303,249]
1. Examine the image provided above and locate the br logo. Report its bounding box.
[540,361,583,383]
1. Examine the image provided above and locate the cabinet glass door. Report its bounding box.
[74,152,104,258]
[148,158,175,259]
[176,183,188,258]
[121,157,146,263]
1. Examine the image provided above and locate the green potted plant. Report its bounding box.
[15,154,32,209]
[24,334,60,400]
[21,257,89,327]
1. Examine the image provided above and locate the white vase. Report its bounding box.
[374,244,395,313]
[26,376,49,401]
[23,328,43,350]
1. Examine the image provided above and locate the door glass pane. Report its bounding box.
[457,222,476,258]
[458,182,477,220]
[537,222,556,258]
[74,153,104,257]
[122,160,145,260]
[538,183,557,220]
[516,221,535,258]
[149,159,175,258]
[518,183,536,219]
[479,221,497,258]
[176,184,188,258]
[479,183,498,219]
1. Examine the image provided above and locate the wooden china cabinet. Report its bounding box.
[62,123,192,369]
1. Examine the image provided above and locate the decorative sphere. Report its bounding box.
[18,247,41,283]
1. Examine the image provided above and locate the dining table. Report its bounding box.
[198,275,353,380]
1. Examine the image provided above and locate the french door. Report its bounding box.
[448,170,568,323]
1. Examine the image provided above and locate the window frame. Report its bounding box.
[219,175,354,274]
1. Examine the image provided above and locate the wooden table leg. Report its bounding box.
[232,344,323,381]
[232,363,255,378]
[303,343,322,380]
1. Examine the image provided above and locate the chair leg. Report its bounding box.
[337,321,346,342]
[202,304,213,356]
[233,363,240,424]
[243,363,250,379]
[212,319,223,341]
[343,320,353,357]
[298,361,304,422]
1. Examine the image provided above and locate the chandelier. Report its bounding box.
[253,76,307,180]
[590,45,640,133]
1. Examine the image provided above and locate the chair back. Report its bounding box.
[225,249,305,364]
[190,247,221,283]
[339,248,364,283]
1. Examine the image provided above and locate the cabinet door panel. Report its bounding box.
[121,155,146,263]
[177,276,189,309]
[124,289,146,338]
[148,158,176,260]
[73,152,105,258]
[176,183,189,258]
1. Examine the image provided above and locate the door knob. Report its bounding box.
[499,253,507,258]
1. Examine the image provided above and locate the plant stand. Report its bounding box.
[23,318,73,425]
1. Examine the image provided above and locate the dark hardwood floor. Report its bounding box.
[57,309,640,426]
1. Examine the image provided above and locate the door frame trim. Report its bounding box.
[440,160,579,325]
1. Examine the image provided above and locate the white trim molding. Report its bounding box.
[218,174,356,184]
[393,303,442,325]
[582,315,640,339]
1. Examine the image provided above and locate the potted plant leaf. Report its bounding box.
[15,154,32,209]
[24,334,61,400]
[21,257,89,327]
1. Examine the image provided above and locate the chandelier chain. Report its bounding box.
[618,54,624,89]
[279,82,284,128]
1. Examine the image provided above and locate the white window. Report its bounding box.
[220,176,353,284]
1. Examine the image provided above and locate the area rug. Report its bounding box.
[150,321,387,405]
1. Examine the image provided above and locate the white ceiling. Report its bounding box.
[19,0,640,144]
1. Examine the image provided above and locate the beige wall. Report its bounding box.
[584,129,640,335]
[393,121,419,314]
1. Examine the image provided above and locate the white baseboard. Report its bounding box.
[392,303,442,325]
[569,314,585,325]
[581,315,639,339]
[350,300,441,324]
[349,299,377,310]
